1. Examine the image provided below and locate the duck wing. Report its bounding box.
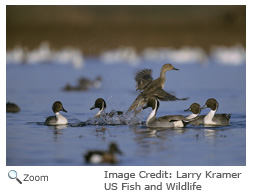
[128,88,188,113]
[157,115,185,121]
[213,113,231,125]
[45,116,57,125]
[135,69,153,91]
[127,94,145,113]
[151,88,188,101]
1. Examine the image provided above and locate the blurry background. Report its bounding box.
[7,5,245,55]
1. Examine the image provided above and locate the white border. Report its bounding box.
[1,1,252,195]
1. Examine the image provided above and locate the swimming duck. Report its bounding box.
[158,102,201,122]
[90,98,123,118]
[84,143,122,164]
[142,97,188,128]
[200,98,231,126]
[6,102,20,113]
[183,103,204,125]
[128,64,188,114]
[63,76,102,91]
[45,101,68,125]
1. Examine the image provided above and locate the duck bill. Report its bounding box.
[184,107,191,112]
[62,107,67,113]
[173,67,179,71]
[90,106,96,110]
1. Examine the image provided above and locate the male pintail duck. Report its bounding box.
[84,143,122,164]
[142,97,189,128]
[45,101,68,125]
[200,98,231,126]
[128,63,188,113]
[158,102,201,122]
[63,76,102,91]
[6,102,20,113]
[183,103,203,125]
[90,98,123,118]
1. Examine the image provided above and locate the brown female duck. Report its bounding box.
[128,64,188,113]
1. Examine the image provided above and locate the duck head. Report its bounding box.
[162,63,179,72]
[90,98,107,110]
[109,143,122,155]
[52,101,67,113]
[201,98,219,111]
[184,103,201,114]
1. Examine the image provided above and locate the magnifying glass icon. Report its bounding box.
[8,170,22,184]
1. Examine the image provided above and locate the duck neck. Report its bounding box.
[204,109,216,121]
[95,101,105,118]
[146,101,158,125]
[95,108,104,118]
[160,70,167,89]
[146,108,156,125]
[186,113,199,119]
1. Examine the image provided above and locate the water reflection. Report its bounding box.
[203,128,229,139]
[49,124,68,130]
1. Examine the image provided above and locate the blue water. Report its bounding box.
[6,57,246,166]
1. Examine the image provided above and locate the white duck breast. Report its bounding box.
[201,98,231,126]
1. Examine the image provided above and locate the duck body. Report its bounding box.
[200,98,231,126]
[84,143,122,164]
[155,103,201,124]
[143,97,187,128]
[63,76,102,91]
[128,64,188,113]
[45,101,68,125]
[6,102,20,113]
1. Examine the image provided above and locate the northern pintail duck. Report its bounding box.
[84,143,122,164]
[182,103,204,125]
[90,98,123,118]
[45,101,68,125]
[200,98,231,126]
[6,102,20,113]
[158,102,201,122]
[63,76,102,91]
[142,97,188,128]
[128,63,188,113]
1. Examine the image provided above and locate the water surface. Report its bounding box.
[6,52,246,166]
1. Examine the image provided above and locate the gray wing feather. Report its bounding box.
[45,116,57,125]
[135,69,153,91]
[151,88,188,101]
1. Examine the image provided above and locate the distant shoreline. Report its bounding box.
[7,5,246,56]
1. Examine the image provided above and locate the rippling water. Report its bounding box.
[6,55,246,166]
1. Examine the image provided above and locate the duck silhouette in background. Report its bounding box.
[6,102,20,113]
[63,76,102,91]
[84,143,122,164]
